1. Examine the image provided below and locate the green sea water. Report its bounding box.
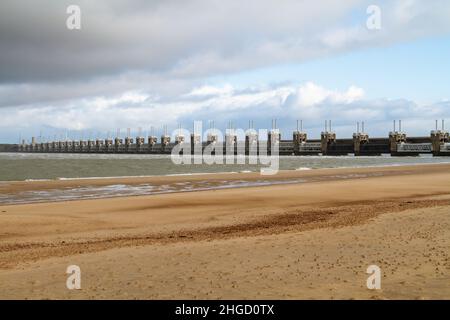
[1,152,450,181]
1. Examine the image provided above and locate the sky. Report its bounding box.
[0,0,449,143]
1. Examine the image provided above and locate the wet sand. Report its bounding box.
[0,164,449,299]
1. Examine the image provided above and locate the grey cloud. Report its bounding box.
[0,0,368,84]
[2,0,449,85]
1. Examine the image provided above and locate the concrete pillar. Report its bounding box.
[268,129,280,155]
[204,131,219,156]
[95,139,104,152]
[293,131,307,144]
[136,137,145,145]
[73,140,79,152]
[225,133,237,156]
[175,134,185,144]
[321,131,336,155]
[321,120,336,155]
[88,140,95,152]
[245,131,258,155]
[105,139,113,152]
[124,137,133,152]
[225,134,236,145]
[293,131,307,155]
[206,132,218,144]
[114,137,122,152]
[125,137,133,145]
[389,132,406,154]
[353,133,369,156]
[79,140,87,152]
[430,130,449,156]
[190,133,201,155]
[161,135,171,152]
[148,136,157,145]
[134,136,144,152]
[31,137,36,152]
[147,136,157,153]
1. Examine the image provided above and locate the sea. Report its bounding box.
[1,152,449,205]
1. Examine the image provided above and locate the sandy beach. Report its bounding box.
[0,163,449,299]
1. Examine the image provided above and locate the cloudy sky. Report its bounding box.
[1,0,449,143]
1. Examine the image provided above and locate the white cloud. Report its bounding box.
[90,91,150,110]
[297,82,364,106]
[393,0,418,25]
[187,84,234,97]
[1,82,448,142]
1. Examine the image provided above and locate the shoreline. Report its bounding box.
[1,163,450,205]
